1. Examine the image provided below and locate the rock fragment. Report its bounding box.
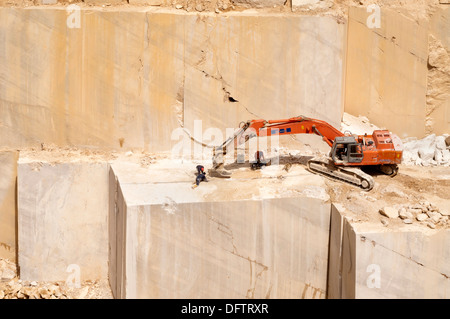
[445,135,450,147]
[379,206,399,219]
[427,222,436,229]
[416,213,428,221]
[76,286,89,299]
[399,208,413,220]
[38,287,51,299]
[408,208,422,215]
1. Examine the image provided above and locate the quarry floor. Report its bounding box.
[1,144,448,299]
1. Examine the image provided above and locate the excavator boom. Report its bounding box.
[213,116,342,163]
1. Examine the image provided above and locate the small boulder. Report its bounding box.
[1,267,16,280]
[442,150,450,163]
[408,208,422,215]
[426,211,437,218]
[379,207,399,219]
[20,287,34,299]
[403,219,413,224]
[76,286,89,299]
[445,135,450,147]
[431,213,442,224]
[416,213,428,221]
[419,148,436,161]
[38,287,51,299]
[399,208,414,220]
[428,204,439,212]
[11,283,22,294]
[440,209,449,216]
[435,136,446,150]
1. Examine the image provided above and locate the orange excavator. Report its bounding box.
[210,115,403,191]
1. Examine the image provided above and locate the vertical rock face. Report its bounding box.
[118,197,331,299]
[0,8,346,152]
[426,7,450,136]
[336,218,450,299]
[0,151,18,260]
[109,162,332,299]
[0,8,185,152]
[345,7,429,138]
[17,160,109,282]
[183,14,346,134]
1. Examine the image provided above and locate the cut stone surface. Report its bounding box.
[18,159,109,282]
[0,151,18,260]
[345,7,429,138]
[333,216,450,298]
[0,8,345,152]
[183,14,346,134]
[109,160,331,299]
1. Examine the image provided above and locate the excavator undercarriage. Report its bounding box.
[306,157,375,191]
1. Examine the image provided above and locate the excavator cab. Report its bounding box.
[331,136,363,164]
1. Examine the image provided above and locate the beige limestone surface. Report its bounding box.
[183,13,346,134]
[0,7,345,152]
[325,162,450,299]
[121,198,331,299]
[344,7,429,138]
[0,7,183,152]
[0,151,18,260]
[17,159,109,282]
[426,6,450,136]
[340,220,450,299]
[110,159,331,299]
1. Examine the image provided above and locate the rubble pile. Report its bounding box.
[0,279,69,299]
[0,258,106,299]
[340,113,449,167]
[402,134,450,166]
[380,201,449,229]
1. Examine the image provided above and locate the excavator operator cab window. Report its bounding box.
[335,144,348,161]
[348,144,363,163]
[331,136,363,163]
